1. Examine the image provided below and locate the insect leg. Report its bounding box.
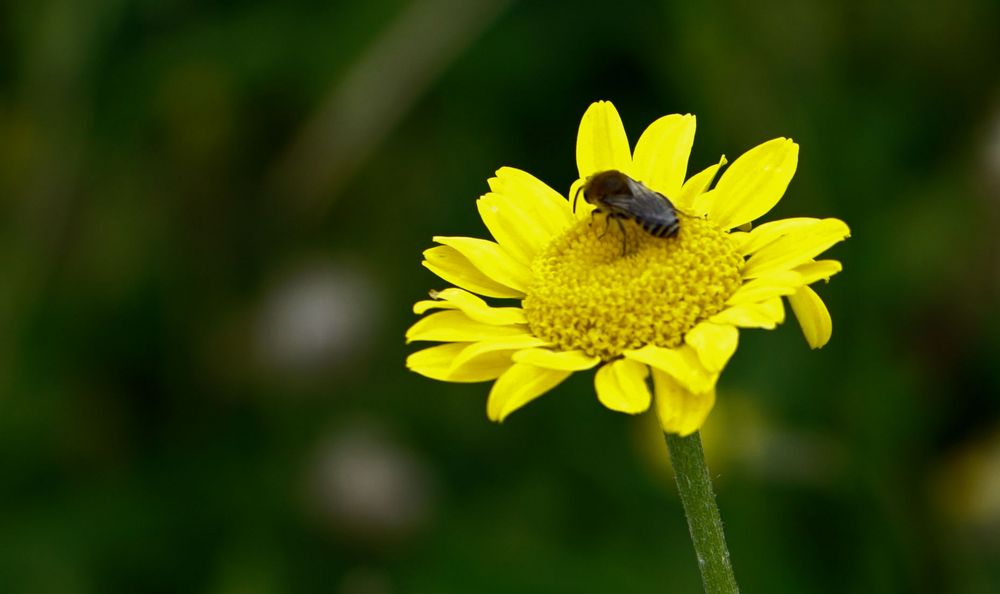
[595,212,612,239]
[597,216,608,239]
[614,217,628,255]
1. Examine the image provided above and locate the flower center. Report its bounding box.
[522,214,744,360]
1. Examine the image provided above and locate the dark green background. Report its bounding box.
[2,0,999,592]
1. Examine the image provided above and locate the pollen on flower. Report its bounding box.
[521,215,743,360]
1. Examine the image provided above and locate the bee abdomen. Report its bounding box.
[640,219,679,238]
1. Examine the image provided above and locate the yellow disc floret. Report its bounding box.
[522,214,743,360]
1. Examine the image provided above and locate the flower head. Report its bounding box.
[406,101,849,435]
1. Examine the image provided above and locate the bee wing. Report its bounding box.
[602,192,675,220]
[625,177,677,208]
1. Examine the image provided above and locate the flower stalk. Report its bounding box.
[666,431,740,594]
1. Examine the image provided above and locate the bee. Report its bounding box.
[574,170,680,252]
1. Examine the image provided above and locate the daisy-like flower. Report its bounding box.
[406,101,849,435]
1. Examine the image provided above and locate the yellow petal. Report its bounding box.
[449,336,550,374]
[433,236,533,293]
[594,359,651,414]
[793,259,842,285]
[736,217,821,256]
[576,101,632,178]
[476,194,540,265]
[623,344,717,394]
[689,188,719,219]
[487,362,571,421]
[512,348,601,371]
[711,297,785,329]
[652,368,716,436]
[726,271,803,305]
[487,167,575,237]
[683,322,739,373]
[728,231,749,245]
[407,343,513,382]
[677,155,727,212]
[631,114,696,199]
[406,310,531,343]
[413,288,526,325]
[788,285,832,349]
[709,138,799,230]
[422,246,523,299]
[742,218,850,279]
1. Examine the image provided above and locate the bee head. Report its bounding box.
[589,170,628,197]
[575,170,629,212]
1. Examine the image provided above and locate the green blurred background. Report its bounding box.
[2,0,1000,592]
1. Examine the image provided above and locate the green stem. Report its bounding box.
[665,431,740,594]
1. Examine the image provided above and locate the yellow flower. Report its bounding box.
[406,101,849,435]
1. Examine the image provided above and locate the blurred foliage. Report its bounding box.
[2,0,1000,592]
